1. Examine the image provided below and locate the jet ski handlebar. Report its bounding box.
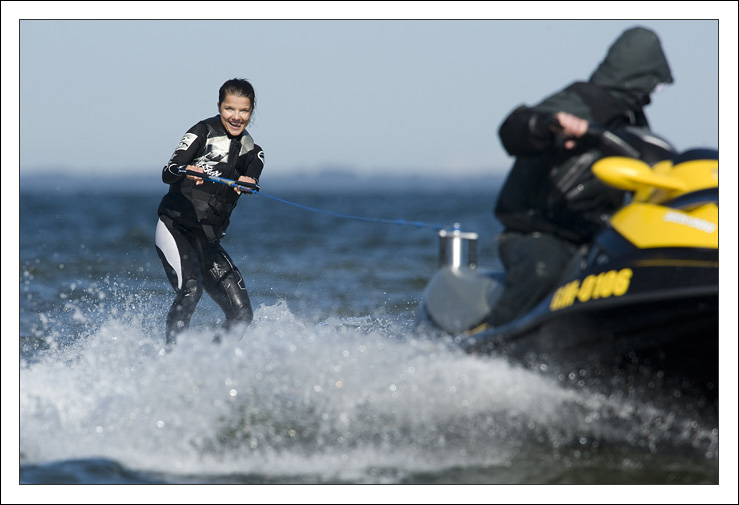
[546,115,641,159]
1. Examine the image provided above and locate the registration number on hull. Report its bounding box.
[550,268,633,311]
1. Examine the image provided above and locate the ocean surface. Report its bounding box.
[12,172,729,497]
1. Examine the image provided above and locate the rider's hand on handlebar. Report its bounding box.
[554,112,589,150]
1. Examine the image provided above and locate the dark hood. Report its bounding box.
[589,27,673,108]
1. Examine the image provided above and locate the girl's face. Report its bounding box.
[218,94,252,136]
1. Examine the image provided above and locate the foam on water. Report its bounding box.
[19,297,718,483]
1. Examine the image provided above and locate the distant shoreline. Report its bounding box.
[18,170,507,194]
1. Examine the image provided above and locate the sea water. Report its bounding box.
[13,173,724,496]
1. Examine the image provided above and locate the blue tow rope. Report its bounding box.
[179,169,448,231]
[256,192,446,230]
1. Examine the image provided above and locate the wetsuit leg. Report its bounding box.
[155,217,204,344]
[199,242,254,334]
[489,231,576,326]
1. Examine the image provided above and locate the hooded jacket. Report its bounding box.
[158,115,265,242]
[494,27,673,244]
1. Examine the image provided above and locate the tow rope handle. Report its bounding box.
[178,168,260,193]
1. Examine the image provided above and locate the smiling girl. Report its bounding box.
[155,78,265,345]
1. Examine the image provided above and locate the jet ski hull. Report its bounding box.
[461,265,718,393]
[419,148,719,402]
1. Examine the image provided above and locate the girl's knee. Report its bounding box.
[176,278,203,310]
[182,278,203,298]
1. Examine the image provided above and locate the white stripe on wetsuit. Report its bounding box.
[155,218,183,289]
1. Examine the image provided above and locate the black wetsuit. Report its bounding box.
[155,115,264,344]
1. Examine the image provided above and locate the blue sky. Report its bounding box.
[4,3,737,181]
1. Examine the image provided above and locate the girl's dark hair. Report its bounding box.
[218,78,256,110]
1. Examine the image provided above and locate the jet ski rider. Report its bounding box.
[489,26,674,326]
[155,78,265,345]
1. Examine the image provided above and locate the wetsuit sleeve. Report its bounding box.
[162,123,207,184]
[244,144,265,183]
